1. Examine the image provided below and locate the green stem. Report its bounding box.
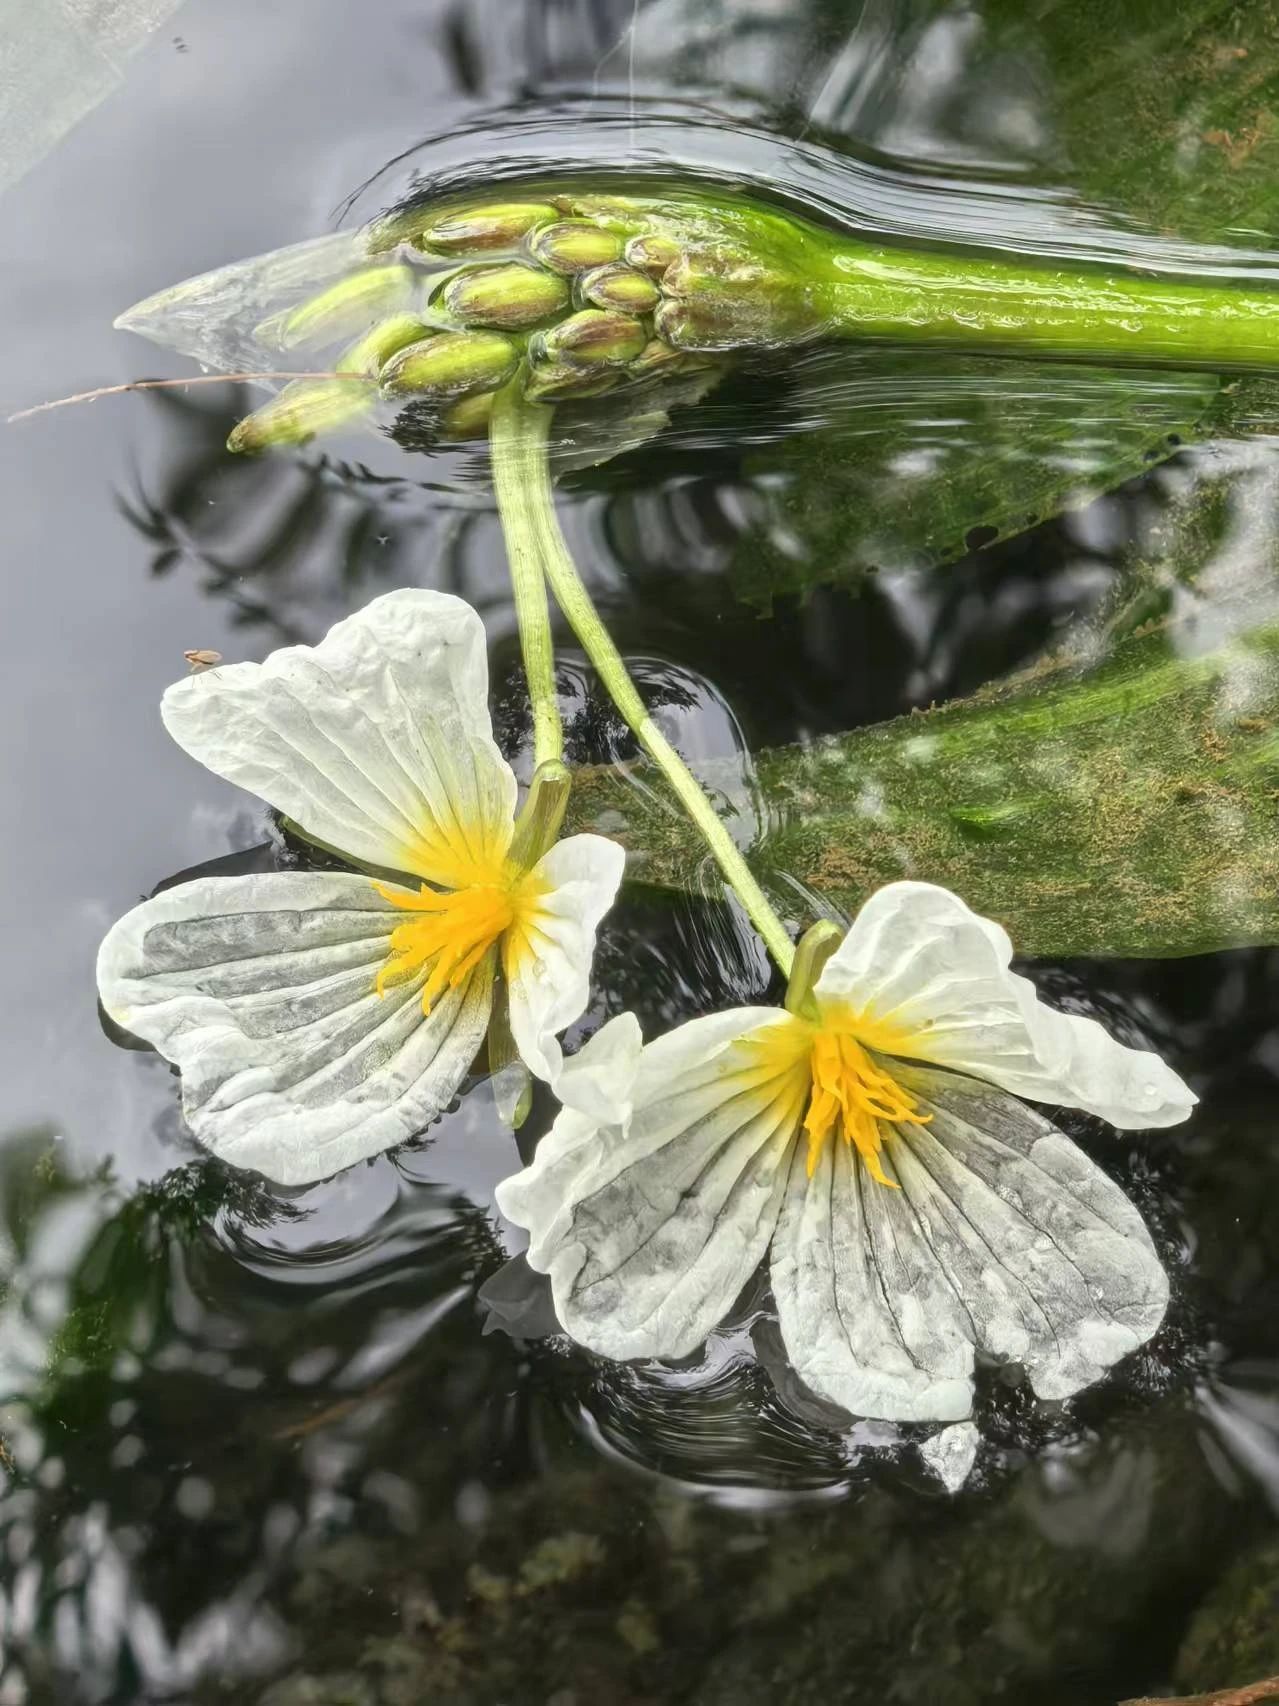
[488,390,796,978]
[490,382,564,768]
[812,241,1279,368]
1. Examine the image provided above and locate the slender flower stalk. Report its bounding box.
[490,382,564,770]
[488,385,796,978]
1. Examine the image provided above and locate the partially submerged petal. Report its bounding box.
[97,872,493,1185]
[503,833,626,1091]
[771,1062,1168,1422]
[553,1009,644,1126]
[771,1125,976,1424]
[494,1013,643,1265]
[496,1009,808,1359]
[815,881,1194,1129]
[161,589,517,890]
[893,1064,1169,1402]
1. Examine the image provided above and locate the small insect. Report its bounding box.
[183,649,223,673]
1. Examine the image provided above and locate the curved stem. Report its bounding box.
[488,390,796,978]
[490,383,564,769]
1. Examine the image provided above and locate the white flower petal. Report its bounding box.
[553,1009,644,1126]
[771,1129,976,1424]
[815,881,1195,1129]
[503,833,626,1091]
[497,1009,807,1359]
[773,1063,1168,1423]
[893,1065,1169,1402]
[161,590,517,889]
[494,1014,644,1268]
[919,1421,981,1494]
[97,872,493,1185]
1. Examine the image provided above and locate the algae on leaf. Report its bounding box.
[722,353,1223,608]
[566,451,1279,959]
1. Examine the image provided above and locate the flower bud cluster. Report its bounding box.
[227,189,811,450]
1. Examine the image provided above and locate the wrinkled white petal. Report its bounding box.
[773,1063,1168,1422]
[504,834,626,1092]
[553,1010,644,1126]
[815,882,1194,1129]
[919,1422,980,1494]
[97,872,492,1185]
[771,1128,975,1424]
[161,590,517,890]
[495,1014,643,1266]
[497,1009,807,1358]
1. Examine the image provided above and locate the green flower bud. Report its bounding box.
[412,201,559,255]
[442,263,570,329]
[339,314,433,376]
[535,309,647,368]
[656,246,816,349]
[527,221,624,276]
[578,263,661,314]
[256,265,416,352]
[624,234,681,278]
[227,378,375,453]
[629,337,695,380]
[438,392,496,440]
[379,331,519,398]
[523,361,621,403]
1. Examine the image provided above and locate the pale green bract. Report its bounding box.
[496,881,1194,1426]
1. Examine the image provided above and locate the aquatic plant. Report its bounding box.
[99,179,1216,1433]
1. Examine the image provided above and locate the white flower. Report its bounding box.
[97,589,624,1186]
[495,882,1195,1423]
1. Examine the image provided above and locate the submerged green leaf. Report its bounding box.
[721,353,1224,608]
[567,445,1279,959]
[713,0,1279,602]
[567,608,1279,958]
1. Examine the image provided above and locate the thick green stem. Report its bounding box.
[809,243,1279,370]
[488,391,796,977]
[490,384,565,768]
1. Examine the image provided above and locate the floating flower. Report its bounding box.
[97,590,624,1185]
[496,883,1195,1422]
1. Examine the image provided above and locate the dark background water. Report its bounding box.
[3,2,1279,1702]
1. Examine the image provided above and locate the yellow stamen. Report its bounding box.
[802,1028,931,1189]
[374,879,516,1015]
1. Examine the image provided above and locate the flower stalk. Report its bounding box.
[487,385,797,978]
[490,383,564,770]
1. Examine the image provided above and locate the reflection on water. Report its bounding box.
[5,0,1279,1699]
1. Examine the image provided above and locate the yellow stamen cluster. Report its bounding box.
[802,1029,930,1188]
[375,879,516,1014]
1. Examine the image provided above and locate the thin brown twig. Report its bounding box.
[6,371,366,424]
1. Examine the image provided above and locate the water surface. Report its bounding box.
[3,2,1279,1701]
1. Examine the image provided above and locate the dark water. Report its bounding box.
[3,2,1279,1701]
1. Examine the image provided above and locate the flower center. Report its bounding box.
[374,876,519,1014]
[803,1028,931,1189]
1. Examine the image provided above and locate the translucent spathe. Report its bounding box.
[496,881,1193,1423]
[97,590,624,1186]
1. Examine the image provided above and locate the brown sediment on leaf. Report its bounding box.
[1201,110,1275,167]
